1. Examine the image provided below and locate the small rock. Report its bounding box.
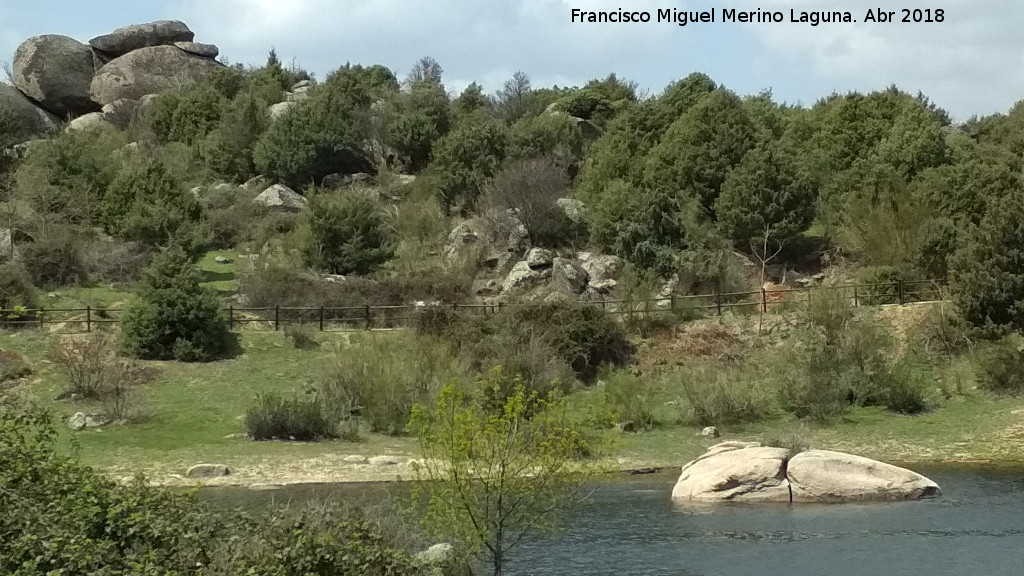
[68,412,108,430]
[186,464,231,478]
[291,79,313,91]
[555,198,586,223]
[66,112,110,132]
[214,256,234,264]
[701,426,720,438]
[189,186,203,199]
[344,455,369,464]
[242,175,269,192]
[174,41,219,58]
[525,248,554,269]
[395,174,417,186]
[254,184,306,212]
[368,455,403,466]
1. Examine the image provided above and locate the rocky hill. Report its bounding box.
[2,20,221,136]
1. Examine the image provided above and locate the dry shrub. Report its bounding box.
[479,157,581,249]
[48,333,155,421]
[667,323,742,358]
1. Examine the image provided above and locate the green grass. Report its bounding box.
[3,325,1024,486]
[198,250,242,295]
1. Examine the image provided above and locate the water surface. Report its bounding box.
[202,466,1024,576]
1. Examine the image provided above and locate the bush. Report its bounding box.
[975,338,1024,395]
[284,324,319,350]
[120,246,236,362]
[776,346,852,422]
[48,333,154,420]
[244,391,336,441]
[506,300,633,383]
[676,363,775,426]
[0,262,36,311]
[877,355,930,414]
[479,157,581,249]
[317,334,460,435]
[0,349,31,383]
[432,117,509,212]
[303,193,396,275]
[859,266,904,305]
[20,228,88,288]
[602,372,657,432]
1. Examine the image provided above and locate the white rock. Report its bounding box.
[671,445,792,503]
[369,455,403,466]
[582,255,624,287]
[344,455,368,464]
[185,463,231,478]
[701,426,720,438]
[66,112,110,132]
[525,248,554,268]
[551,257,588,294]
[787,450,941,503]
[268,100,297,120]
[253,184,306,212]
[502,261,549,294]
[415,543,454,564]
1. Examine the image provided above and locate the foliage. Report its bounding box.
[507,112,585,167]
[120,245,235,362]
[318,334,461,435]
[103,159,207,254]
[676,362,776,427]
[254,66,375,188]
[411,376,594,576]
[0,262,36,311]
[432,117,509,212]
[858,266,904,305]
[19,226,87,288]
[602,371,657,431]
[716,144,816,246]
[302,193,396,275]
[201,88,269,181]
[479,157,578,248]
[974,338,1024,395]
[244,391,336,441]
[604,184,698,277]
[0,348,31,383]
[387,79,451,171]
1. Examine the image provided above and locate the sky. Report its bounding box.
[0,0,1020,120]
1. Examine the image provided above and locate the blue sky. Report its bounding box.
[1,1,1017,120]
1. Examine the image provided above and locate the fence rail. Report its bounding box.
[0,278,944,334]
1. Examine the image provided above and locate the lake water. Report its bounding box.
[201,465,1024,576]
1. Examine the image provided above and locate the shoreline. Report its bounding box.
[121,455,1024,490]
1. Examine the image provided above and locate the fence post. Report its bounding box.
[670,294,676,314]
[364,305,372,330]
[229,306,234,331]
[39,307,44,329]
[853,285,859,308]
[716,291,722,316]
[761,288,768,314]
[274,305,280,331]
[319,306,325,332]
[86,306,91,333]
[898,279,905,305]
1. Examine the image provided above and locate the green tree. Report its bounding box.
[432,117,509,212]
[201,88,269,180]
[604,184,698,277]
[643,89,755,215]
[411,374,595,576]
[303,193,395,275]
[388,79,451,171]
[120,245,235,361]
[716,145,816,247]
[508,112,584,167]
[103,160,206,253]
[950,188,1024,333]
[253,66,375,188]
[454,82,490,117]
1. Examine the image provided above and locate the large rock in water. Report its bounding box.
[787,450,941,502]
[671,443,941,504]
[12,35,98,117]
[89,20,195,56]
[0,84,58,141]
[671,443,792,502]
[90,45,220,106]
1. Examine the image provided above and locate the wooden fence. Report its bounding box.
[0,279,944,334]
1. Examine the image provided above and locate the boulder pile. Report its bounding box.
[3,20,220,138]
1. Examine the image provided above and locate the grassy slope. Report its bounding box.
[3,316,1023,486]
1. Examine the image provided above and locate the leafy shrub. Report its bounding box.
[877,355,930,414]
[414,305,462,336]
[20,228,88,288]
[602,372,657,432]
[506,300,633,382]
[0,262,36,311]
[120,246,236,362]
[244,391,336,441]
[975,339,1024,395]
[317,334,460,435]
[676,363,775,426]
[859,266,904,305]
[432,116,509,212]
[775,346,852,422]
[303,193,396,275]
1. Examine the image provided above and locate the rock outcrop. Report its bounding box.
[671,442,940,504]
[12,35,98,117]
[174,41,219,59]
[0,84,58,138]
[185,463,231,478]
[253,184,307,212]
[90,45,222,106]
[89,20,195,57]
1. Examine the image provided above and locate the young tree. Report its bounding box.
[120,245,235,362]
[495,71,533,122]
[454,82,490,117]
[406,56,444,86]
[411,374,595,576]
[432,117,509,212]
[302,193,395,275]
[480,157,576,248]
